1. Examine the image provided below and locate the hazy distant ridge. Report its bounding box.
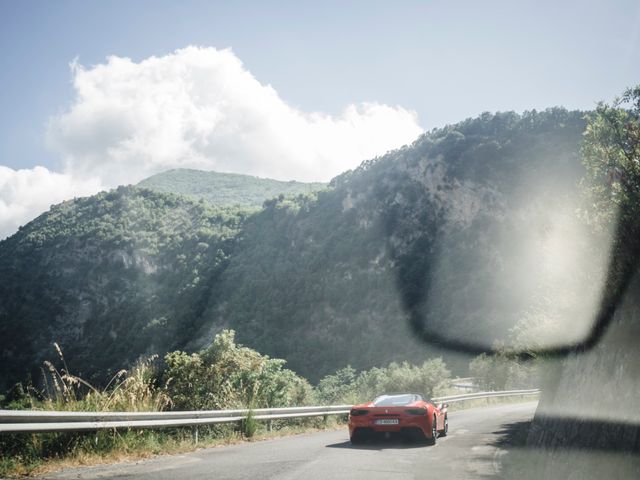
[138,169,326,207]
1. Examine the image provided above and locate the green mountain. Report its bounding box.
[138,169,326,207]
[0,108,587,390]
[0,188,249,387]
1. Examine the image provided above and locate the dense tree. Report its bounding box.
[579,85,640,349]
[316,359,450,405]
[582,86,640,225]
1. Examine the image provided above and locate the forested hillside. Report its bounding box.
[0,108,587,390]
[0,188,249,387]
[138,169,326,207]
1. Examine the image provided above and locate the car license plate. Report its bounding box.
[375,419,399,425]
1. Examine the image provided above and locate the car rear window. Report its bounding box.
[373,394,419,406]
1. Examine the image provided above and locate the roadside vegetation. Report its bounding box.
[0,327,537,477]
[315,360,451,405]
[469,349,539,391]
[0,330,455,477]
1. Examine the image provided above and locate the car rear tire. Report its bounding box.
[428,415,437,445]
[439,415,448,437]
[350,431,364,445]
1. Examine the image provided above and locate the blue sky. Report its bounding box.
[0,0,639,238]
[2,0,639,171]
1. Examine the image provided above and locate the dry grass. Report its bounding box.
[36,346,171,413]
[10,433,240,477]
[0,347,173,478]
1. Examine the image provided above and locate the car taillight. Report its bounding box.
[350,409,369,416]
[405,408,427,415]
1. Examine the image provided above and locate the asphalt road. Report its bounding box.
[41,401,538,480]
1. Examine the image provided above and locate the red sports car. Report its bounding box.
[348,393,448,444]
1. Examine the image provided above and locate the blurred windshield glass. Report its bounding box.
[373,394,420,406]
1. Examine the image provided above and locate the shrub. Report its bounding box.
[317,359,451,404]
[163,330,313,411]
[469,351,538,390]
[243,409,258,438]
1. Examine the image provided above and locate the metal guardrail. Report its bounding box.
[432,388,540,404]
[0,405,352,434]
[450,376,477,391]
[0,389,539,434]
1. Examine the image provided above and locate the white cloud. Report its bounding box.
[0,166,102,239]
[2,46,423,239]
[47,46,423,184]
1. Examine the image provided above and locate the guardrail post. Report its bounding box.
[191,426,199,445]
[267,419,273,432]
